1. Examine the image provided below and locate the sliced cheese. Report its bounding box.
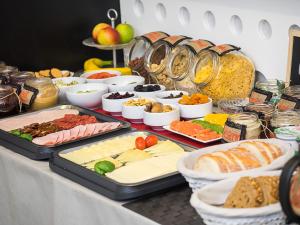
[106,152,186,184]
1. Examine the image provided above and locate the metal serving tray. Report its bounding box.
[49,131,196,201]
[0,105,131,160]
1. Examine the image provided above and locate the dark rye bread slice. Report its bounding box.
[224,177,264,208]
[224,176,279,208]
[255,176,279,206]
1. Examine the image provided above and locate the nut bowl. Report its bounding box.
[66,83,108,109]
[143,104,180,131]
[102,92,136,116]
[179,98,213,119]
[122,98,154,124]
[155,90,188,105]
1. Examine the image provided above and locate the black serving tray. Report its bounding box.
[49,131,196,201]
[0,105,131,160]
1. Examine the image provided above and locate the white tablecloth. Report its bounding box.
[0,146,159,225]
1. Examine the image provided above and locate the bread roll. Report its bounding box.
[193,142,282,174]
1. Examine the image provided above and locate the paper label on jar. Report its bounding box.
[19,84,39,108]
[223,120,246,142]
[210,44,241,56]
[162,35,191,47]
[249,88,273,104]
[184,39,215,55]
[277,94,300,111]
[141,31,169,44]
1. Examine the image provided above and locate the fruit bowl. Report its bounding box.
[179,98,213,119]
[104,75,145,92]
[102,92,137,116]
[81,69,121,83]
[134,84,166,98]
[83,38,135,50]
[155,90,188,105]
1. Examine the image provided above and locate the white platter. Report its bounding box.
[163,125,222,144]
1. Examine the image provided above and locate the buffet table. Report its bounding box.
[0,146,159,225]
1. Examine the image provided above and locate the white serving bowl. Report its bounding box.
[122,98,154,124]
[155,90,188,105]
[143,105,180,131]
[104,75,145,92]
[66,83,108,109]
[134,84,166,98]
[52,77,86,103]
[102,92,136,116]
[81,70,121,83]
[179,98,213,119]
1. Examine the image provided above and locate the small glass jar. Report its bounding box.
[144,35,191,90]
[25,78,58,111]
[218,98,249,114]
[166,39,214,94]
[0,85,19,117]
[270,110,300,129]
[227,112,261,139]
[127,31,169,84]
[10,71,35,86]
[244,103,275,121]
[191,45,255,103]
[0,66,18,84]
[283,85,300,99]
[255,79,285,104]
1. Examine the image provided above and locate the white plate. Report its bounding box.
[163,125,222,144]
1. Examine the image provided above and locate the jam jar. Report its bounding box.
[144,35,191,90]
[127,31,169,83]
[225,112,261,140]
[255,79,285,104]
[191,44,255,104]
[25,78,58,111]
[166,39,214,94]
[0,66,18,84]
[270,110,300,130]
[0,85,19,117]
[218,98,249,114]
[10,71,35,87]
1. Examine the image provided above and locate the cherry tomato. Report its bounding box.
[135,137,146,150]
[145,135,158,148]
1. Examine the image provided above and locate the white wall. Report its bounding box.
[120,0,300,81]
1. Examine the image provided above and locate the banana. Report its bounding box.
[84,58,112,71]
[84,58,132,75]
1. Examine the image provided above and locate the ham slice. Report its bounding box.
[32,122,121,146]
[84,124,96,136]
[78,125,87,138]
[70,126,80,140]
[32,133,59,146]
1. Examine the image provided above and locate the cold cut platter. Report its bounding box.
[0,105,131,160]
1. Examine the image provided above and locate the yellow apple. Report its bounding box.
[92,23,111,40]
[97,27,120,45]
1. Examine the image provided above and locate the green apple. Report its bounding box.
[116,23,134,44]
